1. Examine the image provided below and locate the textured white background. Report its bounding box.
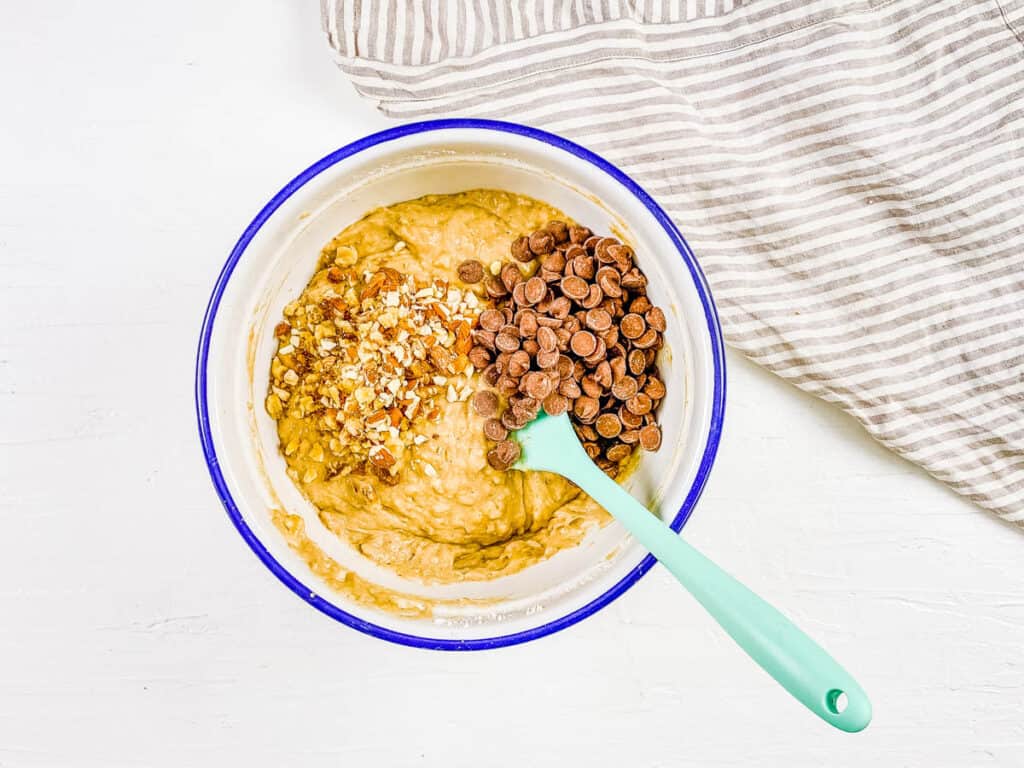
[2,2,1023,765]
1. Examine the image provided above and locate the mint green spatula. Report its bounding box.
[515,412,872,733]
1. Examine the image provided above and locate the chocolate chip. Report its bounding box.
[522,371,554,400]
[560,275,589,301]
[548,296,572,319]
[639,424,662,451]
[645,376,666,400]
[574,396,600,422]
[619,404,643,429]
[528,230,555,256]
[541,252,566,273]
[483,418,508,442]
[536,347,559,369]
[556,354,575,379]
[485,276,508,298]
[628,349,647,376]
[569,225,592,244]
[620,313,646,339]
[598,326,619,349]
[511,235,533,262]
[610,357,627,383]
[509,281,526,306]
[573,255,596,280]
[626,392,653,416]
[518,309,539,337]
[457,259,485,283]
[606,443,632,463]
[559,378,582,399]
[632,328,660,349]
[570,330,597,357]
[595,266,622,298]
[595,413,623,439]
[646,307,667,332]
[542,392,569,416]
[540,268,562,284]
[594,237,618,263]
[497,376,520,397]
[621,268,646,290]
[581,374,603,399]
[495,327,520,353]
[487,439,521,470]
[501,408,524,430]
[523,276,547,305]
[536,325,557,352]
[518,396,542,419]
[583,338,607,366]
[584,308,612,332]
[479,224,666,465]
[472,329,497,350]
[580,283,603,309]
[544,220,569,244]
[629,296,652,314]
[612,253,633,275]
[502,263,523,292]
[619,429,640,445]
[536,289,555,313]
[553,328,571,350]
[468,346,492,369]
[472,390,499,417]
[564,244,587,261]
[507,350,531,377]
[608,243,633,264]
[482,363,501,386]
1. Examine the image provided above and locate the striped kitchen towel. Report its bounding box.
[321,0,1024,524]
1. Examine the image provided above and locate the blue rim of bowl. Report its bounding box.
[195,118,726,651]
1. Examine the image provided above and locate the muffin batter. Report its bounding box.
[268,190,610,583]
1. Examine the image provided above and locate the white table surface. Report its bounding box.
[3,2,1023,765]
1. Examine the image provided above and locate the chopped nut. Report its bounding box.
[265,394,283,419]
[266,264,482,481]
[335,245,359,266]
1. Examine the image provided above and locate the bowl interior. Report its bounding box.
[203,125,722,645]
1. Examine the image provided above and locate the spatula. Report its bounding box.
[514,411,872,733]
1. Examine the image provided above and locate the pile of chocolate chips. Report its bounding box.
[457,221,666,475]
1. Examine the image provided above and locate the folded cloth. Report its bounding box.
[321,0,1024,524]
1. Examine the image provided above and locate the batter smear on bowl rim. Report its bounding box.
[265,189,667,588]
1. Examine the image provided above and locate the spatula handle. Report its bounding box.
[571,459,872,733]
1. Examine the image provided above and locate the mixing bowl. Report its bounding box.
[196,119,726,649]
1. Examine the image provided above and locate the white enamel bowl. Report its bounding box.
[196,119,726,650]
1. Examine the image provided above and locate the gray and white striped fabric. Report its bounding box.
[321,0,1024,524]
